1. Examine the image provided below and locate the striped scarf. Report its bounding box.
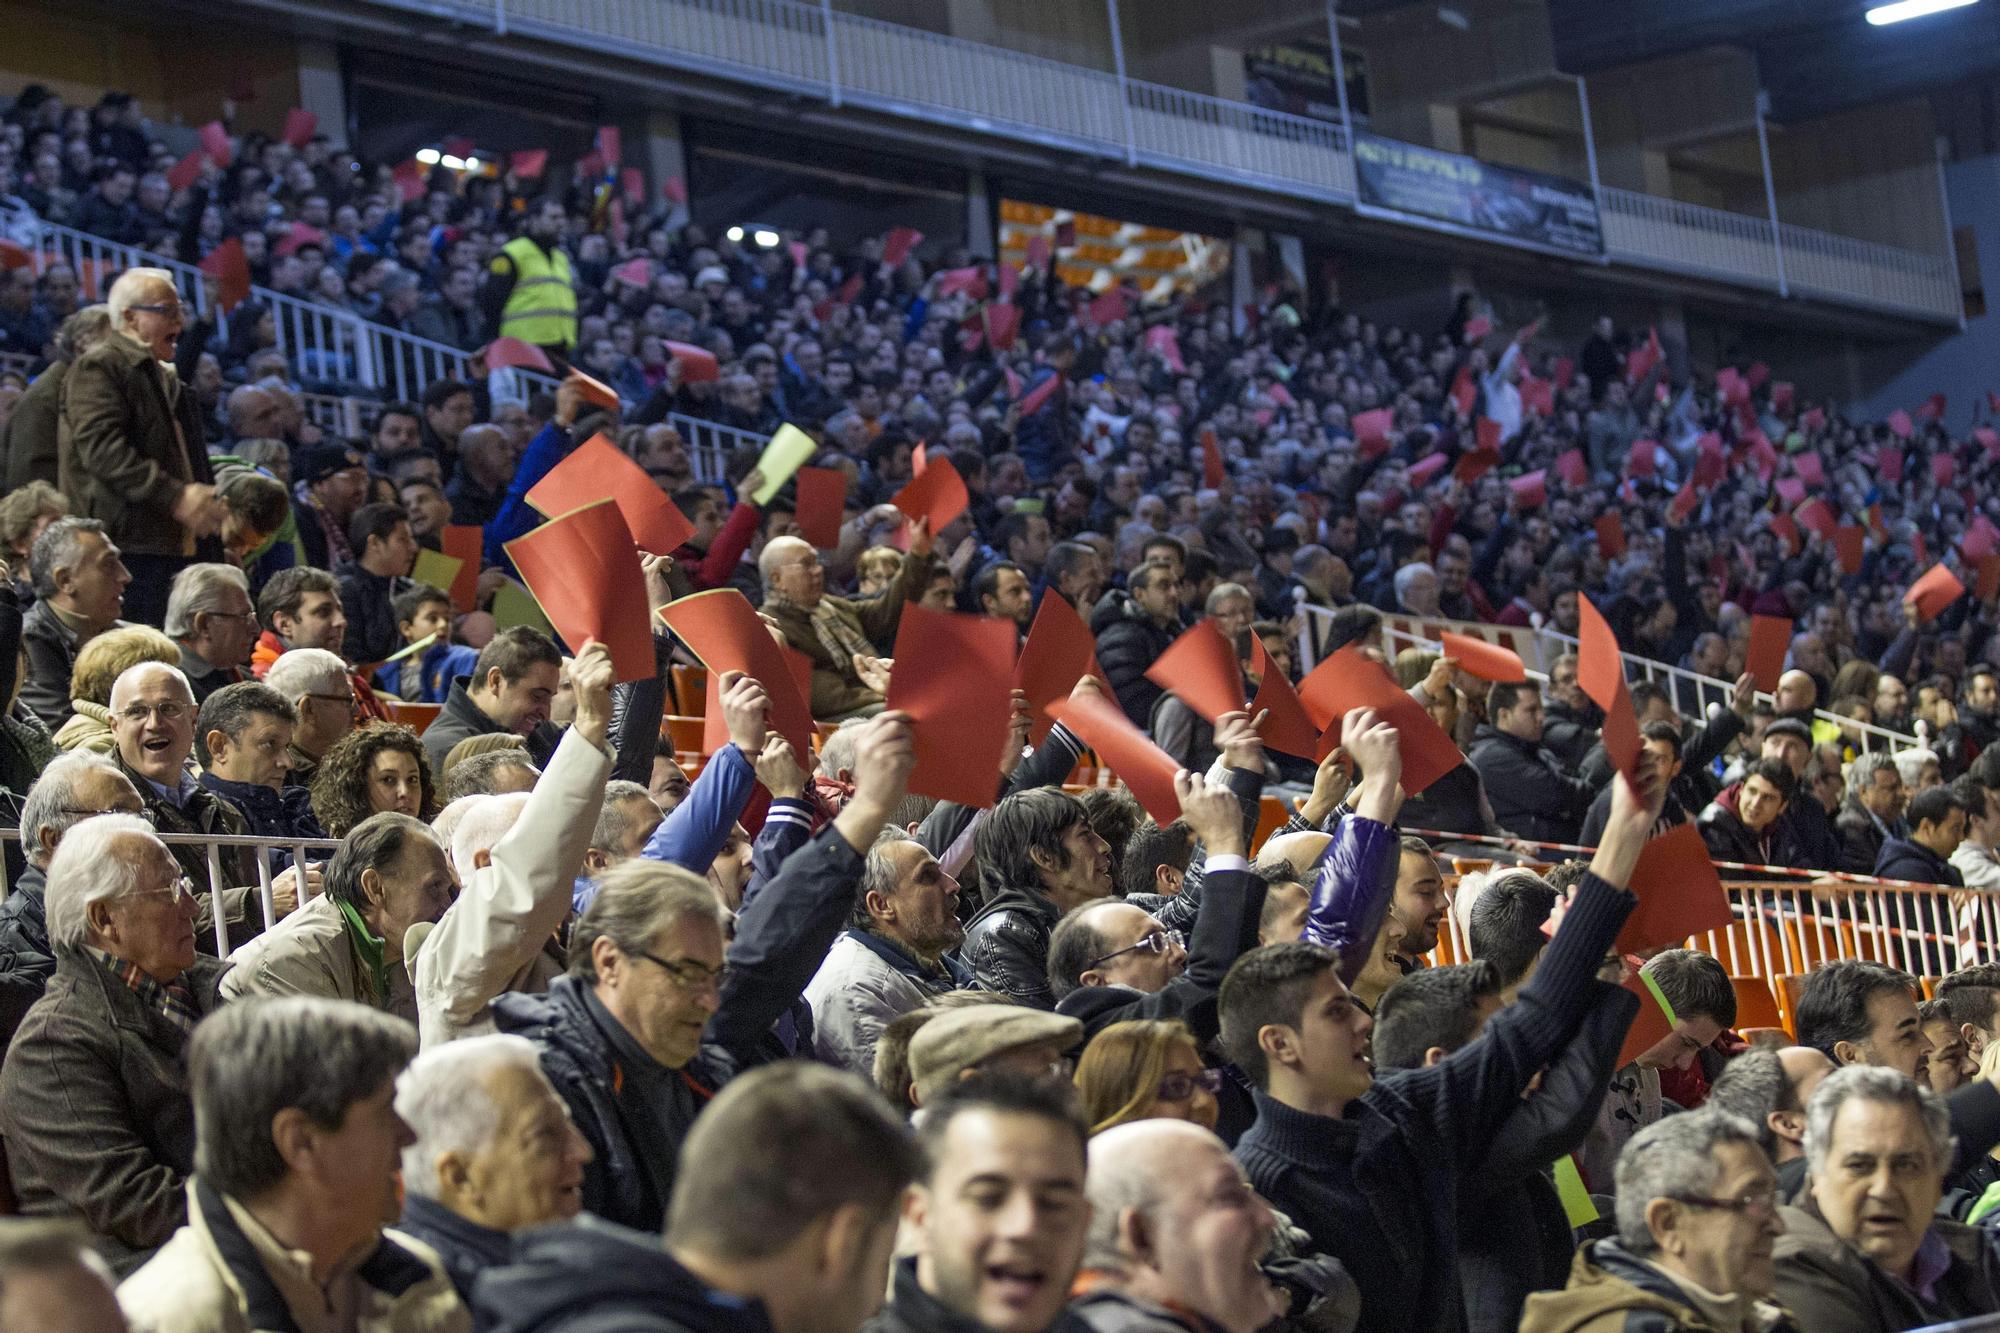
[91,948,199,1036]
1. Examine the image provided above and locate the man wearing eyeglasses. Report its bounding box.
[1520,1110,1794,1333]
[57,267,227,628]
[0,813,228,1271]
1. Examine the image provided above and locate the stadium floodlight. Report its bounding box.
[1865,0,1977,25]
[752,228,781,248]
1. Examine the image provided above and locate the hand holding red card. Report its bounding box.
[1249,637,1319,760]
[1906,563,1966,622]
[1579,594,1640,781]
[1746,615,1792,693]
[1046,690,1182,823]
[1145,622,1245,724]
[1440,632,1525,684]
[527,434,696,554]
[1352,409,1393,457]
[659,590,814,762]
[504,500,656,683]
[891,457,969,533]
[793,467,847,549]
[1298,646,1462,795]
[886,607,1018,807]
[1016,594,1096,744]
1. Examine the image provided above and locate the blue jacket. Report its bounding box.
[573,744,755,914]
[372,640,480,704]
[485,421,576,570]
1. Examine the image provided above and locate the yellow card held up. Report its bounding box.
[1553,1155,1599,1228]
[410,549,464,598]
[751,423,817,505]
[491,580,553,635]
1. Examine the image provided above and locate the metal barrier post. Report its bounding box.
[205,843,230,958]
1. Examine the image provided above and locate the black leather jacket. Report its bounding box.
[961,884,1062,1010]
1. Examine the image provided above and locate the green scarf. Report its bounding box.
[333,898,391,1007]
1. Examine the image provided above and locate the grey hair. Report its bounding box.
[191,997,417,1202]
[20,751,124,871]
[1893,748,1940,791]
[567,857,726,981]
[1392,561,1437,605]
[1614,1109,1765,1254]
[758,534,813,583]
[1204,582,1253,617]
[1804,1065,1955,1180]
[264,648,349,700]
[1705,1048,1785,1157]
[589,780,656,856]
[43,813,163,951]
[450,792,529,870]
[165,562,250,638]
[28,515,108,600]
[1081,1121,1172,1269]
[1845,749,1901,790]
[106,266,176,329]
[395,1033,546,1200]
[817,718,866,780]
[853,831,915,929]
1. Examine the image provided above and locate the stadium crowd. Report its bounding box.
[2,80,2000,1333]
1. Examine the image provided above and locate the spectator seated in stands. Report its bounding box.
[0,751,145,1041]
[804,833,970,1077]
[115,998,463,1333]
[1521,1111,1793,1333]
[1874,784,1967,886]
[758,524,933,721]
[374,583,478,705]
[1467,680,1594,848]
[307,721,437,838]
[1708,1045,1837,1201]
[961,788,1114,1010]
[475,1063,917,1333]
[21,516,131,730]
[492,709,913,1231]
[0,814,226,1272]
[290,443,370,574]
[164,563,255,704]
[1698,759,1802,872]
[869,1074,1090,1333]
[1577,949,1736,1197]
[195,679,320,850]
[261,648,356,789]
[393,1033,594,1302]
[1072,1119,1282,1333]
[337,501,419,666]
[421,626,563,771]
[1096,559,1186,729]
[1773,1066,2000,1329]
[50,623,180,755]
[1839,751,1909,877]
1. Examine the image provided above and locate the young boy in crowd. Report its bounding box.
[374,582,478,703]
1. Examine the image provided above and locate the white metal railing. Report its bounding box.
[663,411,755,484]
[1299,602,1923,756]
[1780,220,1960,323]
[0,827,341,956]
[1599,187,1783,292]
[1125,81,1355,200]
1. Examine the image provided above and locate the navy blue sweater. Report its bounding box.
[1233,870,1635,1333]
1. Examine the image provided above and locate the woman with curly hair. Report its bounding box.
[1073,1018,1221,1135]
[309,723,436,837]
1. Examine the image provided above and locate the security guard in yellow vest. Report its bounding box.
[483,197,577,357]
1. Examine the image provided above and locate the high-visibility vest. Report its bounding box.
[496,235,577,350]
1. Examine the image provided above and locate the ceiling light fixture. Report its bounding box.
[1866,0,1977,26]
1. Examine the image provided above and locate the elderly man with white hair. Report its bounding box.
[262,646,354,788]
[225,641,614,1048]
[757,517,934,720]
[392,1033,594,1300]
[0,752,146,1032]
[1071,1119,1287,1333]
[0,813,227,1272]
[164,562,254,703]
[56,266,227,626]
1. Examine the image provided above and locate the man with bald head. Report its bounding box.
[447,423,517,528]
[1072,1120,1283,1333]
[760,520,935,719]
[1776,668,1818,721]
[1709,1043,1834,1198]
[223,384,287,445]
[58,267,225,626]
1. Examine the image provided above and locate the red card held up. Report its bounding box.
[1964,514,2000,563]
[1616,967,1680,1070]
[198,238,251,313]
[1979,556,2000,605]
[1833,525,1865,576]
[658,589,814,762]
[1015,593,1096,744]
[166,150,205,192]
[438,526,483,613]
[1352,409,1393,457]
[509,149,548,179]
[1146,622,1246,725]
[526,434,696,555]
[572,371,620,410]
[1201,429,1226,489]
[1935,454,1959,487]
[1454,447,1500,485]
[1510,470,1547,510]
[1440,631,1526,684]
[1595,512,1625,559]
[1774,477,1805,509]
[1794,451,1825,488]
[1625,439,1656,479]
[1555,450,1588,488]
[1046,690,1182,824]
[1746,615,1792,694]
[793,467,847,550]
[1888,410,1914,440]
[882,226,923,267]
[198,120,232,167]
[1297,645,1462,796]
[891,457,969,534]
[480,337,554,373]
[1667,480,1699,523]
[1249,636,1319,761]
[281,107,317,148]
[886,607,1018,808]
[504,500,656,684]
[1408,452,1449,489]
[666,340,720,382]
[1879,446,1905,482]
[1905,563,1966,622]
[1794,499,1838,543]
[1578,594,1640,781]
[1618,823,1733,954]
[1475,417,1503,453]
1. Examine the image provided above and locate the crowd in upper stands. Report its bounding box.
[6,77,2000,1333]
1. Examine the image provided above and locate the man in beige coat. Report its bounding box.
[117,997,466,1333]
[222,642,613,1044]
